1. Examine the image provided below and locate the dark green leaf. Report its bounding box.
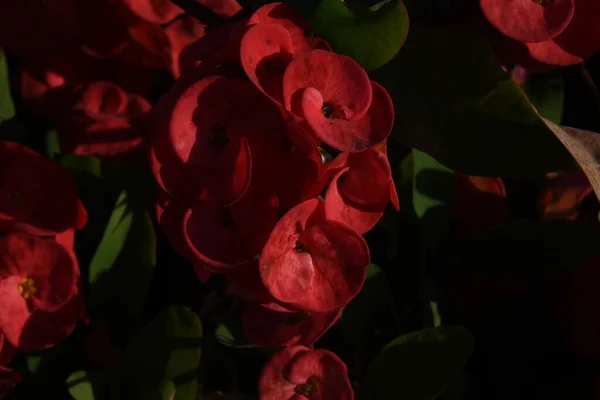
[412,150,453,219]
[88,190,156,333]
[521,72,564,124]
[362,326,474,400]
[340,264,394,343]
[373,27,574,177]
[0,48,15,123]
[215,317,256,349]
[136,380,177,400]
[457,219,600,276]
[313,0,409,71]
[119,306,203,400]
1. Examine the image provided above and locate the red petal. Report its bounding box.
[249,2,311,54]
[259,346,309,400]
[165,16,207,78]
[242,303,340,347]
[241,23,294,103]
[526,0,600,65]
[0,334,16,365]
[122,0,184,24]
[481,0,573,43]
[285,349,354,400]
[0,277,30,350]
[226,260,275,304]
[301,80,394,152]
[197,0,242,18]
[283,50,372,121]
[325,168,386,234]
[538,171,593,220]
[184,192,279,271]
[451,174,508,229]
[0,142,82,235]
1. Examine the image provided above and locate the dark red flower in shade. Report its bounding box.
[0,334,16,366]
[480,0,574,43]
[56,81,151,159]
[0,233,82,351]
[119,0,184,24]
[249,2,314,55]
[165,16,207,78]
[119,21,172,70]
[0,141,86,236]
[260,199,370,312]
[450,174,508,230]
[0,366,20,398]
[243,302,341,347]
[538,171,593,220]
[323,148,399,234]
[184,189,279,271]
[0,0,81,61]
[259,346,354,400]
[240,23,295,103]
[226,259,276,304]
[197,0,243,18]
[283,50,394,152]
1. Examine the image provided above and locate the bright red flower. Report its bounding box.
[480,0,574,43]
[243,302,340,347]
[57,81,151,159]
[0,141,85,236]
[450,174,508,230]
[260,199,370,312]
[324,149,399,234]
[184,189,279,271]
[165,16,207,78]
[259,346,354,400]
[0,233,81,351]
[0,366,20,398]
[538,171,593,220]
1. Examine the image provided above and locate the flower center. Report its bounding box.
[209,126,229,148]
[293,241,307,253]
[18,277,37,300]
[532,0,555,4]
[295,377,320,398]
[321,103,334,118]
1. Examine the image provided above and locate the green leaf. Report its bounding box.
[119,306,203,400]
[0,48,15,124]
[136,380,177,400]
[340,264,395,343]
[88,190,156,333]
[412,150,453,219]
[373,27,574,177]
[313,0,409,71]
[457,219,600,276]
[521,72,564,124]
[67,370,111,400]
[362,326,474,400]
[215,316,256,349]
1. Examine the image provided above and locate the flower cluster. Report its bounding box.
[481,0,600,66]
[0,141,88,394]
[151,3,397,398]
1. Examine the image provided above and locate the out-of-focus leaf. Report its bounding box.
[0,48,15,123]
[215,317,256,349]
[544,119,600,203]
[341,264,394,343]
[118,306,203,400]
[457,219,600,275]
[362,326,474,400]
[313,0,409,70]
[412,150,453,219]
[67,370,111,400]
[373,27,574,177]
[88,190,156,334]
[521,73,564,124]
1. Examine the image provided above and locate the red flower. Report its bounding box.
[165,16,207,78]
[243,302,340,347]
[226,259,275,304]
[119,0,184,25]
[323,148,399,234]
[197,0,243,18]
[283,51,394,152]
[260,199,370,312]
[56,81,151,159]
[0,141,86,236]
[184,189,279,271]
[0,233,82,351]
[259,346,354,400]
[538,171,593,220]
[0,334,16,366]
